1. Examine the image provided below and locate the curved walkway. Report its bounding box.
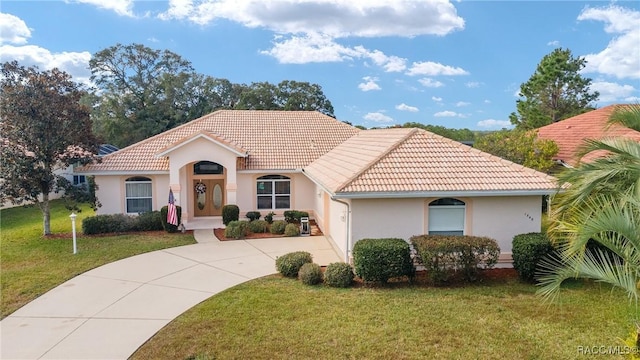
[1,231,341,359]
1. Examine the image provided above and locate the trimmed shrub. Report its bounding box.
[298,263,323,285]
[284,210,309,223]
[248,220,269,233]
[135,211,164,231]
[284,223,300,237]
[276,251,313,278]
[352,238,415,283]
[82,214,137,235]
[222,204,239,225]
[245,211,261,221]
[411,235,500,284]
[512,232,554,282]
[160,205,182,233]
[224,220,250,239]
[264,211,275,224]
[324,262,354,288]
[270,220,287,235]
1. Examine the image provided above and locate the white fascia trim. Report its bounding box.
[74,170,170,176]
[238,169,302,174]
[156,134,248,158]
[334,189,558,199]
[300,169,336,196]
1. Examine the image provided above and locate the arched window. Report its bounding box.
[257,175,290,209]
[125,177,152,213]
[428,198,465,235]
[193,161,224,175]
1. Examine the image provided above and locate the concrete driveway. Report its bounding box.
[1,231,341,359]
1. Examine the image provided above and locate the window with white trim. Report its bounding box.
[428,198,465,235]
[257,175,290,209]
[125,177,152,213]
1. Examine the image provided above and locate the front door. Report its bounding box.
[193,179,225,216]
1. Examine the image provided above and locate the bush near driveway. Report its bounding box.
[298,263,323,285]
[324,262,355,288]
[352,238,415,284]
[276,251,313,278]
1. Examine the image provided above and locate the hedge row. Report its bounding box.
[410,235,500,284]
[82,211,165,235]
[352,238,415,283]
[275,252,355,288]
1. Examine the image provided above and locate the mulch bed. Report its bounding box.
[348,268,519,288]
[215,220,323,241]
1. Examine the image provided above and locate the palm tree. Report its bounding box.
[537,138,640,302]
[608,104,640,132]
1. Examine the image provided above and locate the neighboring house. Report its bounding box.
[536,104,640,167]
[77,110,557,264]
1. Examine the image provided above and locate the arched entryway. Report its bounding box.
[192,161,225,217]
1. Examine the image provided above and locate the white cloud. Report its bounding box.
[434,110,458,117]
[432,96,443,102]
[261,33,407,73]
[484,99,491,104]
[625,96,640,102]
[0,45,92,85]
[69,0,135,17]
[407,61,468,76]
[591,81,637,102]
[396,103,419,112]
[359,47,406,72]
[159,0,464,37]
[477,119,512,129]
[418,78,444,88]
[364,112,394,123]
[358,76,381,91]
[547,40,560,46]
[455,101,470,107]
[465,81,480,88]
[0,13,31,45]
[578,5,640,79]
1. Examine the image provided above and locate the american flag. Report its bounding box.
[167,189,178,226]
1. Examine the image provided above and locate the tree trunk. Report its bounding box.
[42,193,51,236]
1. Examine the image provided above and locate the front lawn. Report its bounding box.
[132,276,637,359]
[0,200,196,318]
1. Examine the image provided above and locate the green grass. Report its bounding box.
[132,276,637,360]
[0,200,196,318]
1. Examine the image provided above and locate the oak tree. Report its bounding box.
[0,61,99,235]
[475,129,559,172]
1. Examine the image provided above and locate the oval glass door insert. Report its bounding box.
[213,184,222,209]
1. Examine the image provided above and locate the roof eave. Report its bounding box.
[333,189,559,199]
[74,170,170,176]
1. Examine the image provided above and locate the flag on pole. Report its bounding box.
[167,189,178,226]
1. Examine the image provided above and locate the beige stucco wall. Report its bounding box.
[347,195,543,262]
[469,196,542,254]
[350,198,425,243]
[235,172,317,217]
[94,174,169,215]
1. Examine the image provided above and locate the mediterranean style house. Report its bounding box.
[77,110,558,264]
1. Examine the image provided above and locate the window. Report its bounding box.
[73,175,86,186]
[257,175,290,209]
[125,177,152,213]
[428,198,465,235]
[194,161,224,175]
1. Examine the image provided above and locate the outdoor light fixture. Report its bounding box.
[69,213,78,254]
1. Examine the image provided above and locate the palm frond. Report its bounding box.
[607,104,640,132]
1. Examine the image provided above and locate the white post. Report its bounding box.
[70,213,77,254]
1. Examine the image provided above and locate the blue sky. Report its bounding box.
[1,1,639,130]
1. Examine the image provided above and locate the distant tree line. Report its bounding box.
[88,43,335,147]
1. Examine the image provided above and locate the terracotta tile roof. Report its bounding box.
[536,104,640,166]
[305,128,558,194]
[78,110,359,173]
